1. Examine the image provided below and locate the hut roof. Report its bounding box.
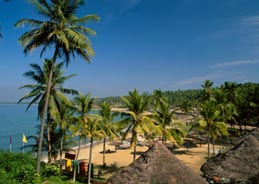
[201,128,259,183]
[107,142,206,184]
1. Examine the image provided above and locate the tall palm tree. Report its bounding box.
[99,101,119,167]
[121,89,157,161]
[221,82,242,134]
[18,59,77,163]
[70,93,94,182]
[199,98,220,160]
[15,0,99,172]
[82,117,104,184]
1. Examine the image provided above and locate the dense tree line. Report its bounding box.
[97,82,259,128]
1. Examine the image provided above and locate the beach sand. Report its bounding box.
[63,140,211,179]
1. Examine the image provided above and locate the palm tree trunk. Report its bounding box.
[103,138,106,167]
[36,49,59,173]
[73,137,82,182]
[238,122,243,136]
[88,137,93,184]
[212,139,215,155]
[133,144,136,162]
[207,126,211,161]
[47,119,52,164]
[36,63,54,173]
[60,134,63,169]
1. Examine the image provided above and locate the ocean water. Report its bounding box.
[0,104,125,153]
[0,103,39,152]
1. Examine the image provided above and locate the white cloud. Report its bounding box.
[240,16,259,26]
[173,69,248,89]
[173,72,222,88]
[211,60,259,68]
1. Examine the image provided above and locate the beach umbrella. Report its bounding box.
[201,128,259,183]
[107,142,207,184]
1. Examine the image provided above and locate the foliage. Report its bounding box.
[153,99,185,144]
[16,0,99,172]
[43,165,61,177]
[0,151,41,184]
[17,165,41,184]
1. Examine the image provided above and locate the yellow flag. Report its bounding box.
[22,133,27,143]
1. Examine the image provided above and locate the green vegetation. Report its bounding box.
[15,0,99,173]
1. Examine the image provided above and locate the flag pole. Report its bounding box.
[9,133,12,152]
[22,133,27,153]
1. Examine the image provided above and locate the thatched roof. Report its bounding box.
[201,128,259,183]
[107,142,206,184]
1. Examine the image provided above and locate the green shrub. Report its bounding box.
[16,165,41,184]
[44,164,61,177]
[0,150,39,183]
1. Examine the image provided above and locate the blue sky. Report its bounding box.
[1,0,259,101]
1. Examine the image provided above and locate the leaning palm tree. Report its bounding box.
[18,59,77,163]
[99,101,120,167]
[121,89,158,161]
[15,0,99,172]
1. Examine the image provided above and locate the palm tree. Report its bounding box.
[121,89,157,161]
[151,89,165,108]
[201,79,214,102]
[99,101,119,167]
[15,0,99,172]
[199,98,220,160]
[70,93,94,182]
[18,59,77,163]
[82,117,104,184]
[153,100,185,144]
[215,88,238,124]
[50,100,74,168]
[220,82,242,134]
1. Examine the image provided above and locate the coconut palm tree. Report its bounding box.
[15,0,99,172]
[151,89,165,108]
[82,117,105,184]
[220,82,242,134]
[199,98,220,160]
[18,59,77,163]
[201,79,214,102]
[153,100,185,144]
[69,93,94,182]
[50,100,74,168]
[98,101,119,167]
[215,88,238,124]
[121,89,158,161]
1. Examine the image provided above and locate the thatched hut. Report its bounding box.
[201,128,259,183]
[107,142,206,184]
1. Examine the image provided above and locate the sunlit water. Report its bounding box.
[0,103,38,152]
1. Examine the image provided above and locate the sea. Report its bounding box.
[0,103,126,153]
[0,103,39,152]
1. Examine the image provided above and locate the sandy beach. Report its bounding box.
[63,139,210,178]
